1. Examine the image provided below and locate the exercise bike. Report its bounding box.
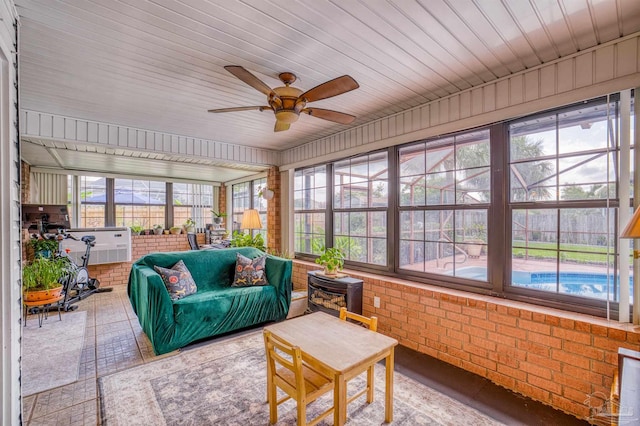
[43,230,110,311]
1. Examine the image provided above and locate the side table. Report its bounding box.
[23,295,64,327]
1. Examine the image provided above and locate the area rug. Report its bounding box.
[22,310,87,396]
[100,330,503,425]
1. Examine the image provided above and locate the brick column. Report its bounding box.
[219,183,226,216]
[21,161,30,203]
[267,166,281,252]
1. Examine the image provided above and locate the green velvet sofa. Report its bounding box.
[128,247,292,355]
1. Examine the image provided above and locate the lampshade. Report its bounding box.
[240,209,262,230]
[621,208,640,238]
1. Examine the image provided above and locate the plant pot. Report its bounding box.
[24,285,64,302]
[170,228,181,235]
[163,230,170,235]
[324,267,338,277]
[153,228,163,235]
[213,217,223,225]
[464,241,483,258]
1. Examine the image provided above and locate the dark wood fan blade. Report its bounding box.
[207,106,270,113]
[224,65,273,96]
[300,75,359,103]
[303,108,356,125]
[274,121,290,132]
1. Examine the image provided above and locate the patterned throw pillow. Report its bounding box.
[232,253,269,287]
[153,260,197,301]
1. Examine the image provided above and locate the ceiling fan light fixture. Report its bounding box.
[275,110,299,124]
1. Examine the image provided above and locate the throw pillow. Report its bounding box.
[154,260,198,301]
[232,253,269,287]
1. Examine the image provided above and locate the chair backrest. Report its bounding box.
[264,330,305,394]
[186,233,199,250]
[339,307,378,332]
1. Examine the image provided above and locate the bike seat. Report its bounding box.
[81,236,96,244]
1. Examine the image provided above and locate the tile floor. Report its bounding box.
[22,285,154,425]
[21,285,588,425]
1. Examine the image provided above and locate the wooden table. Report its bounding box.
[264,312,398,425]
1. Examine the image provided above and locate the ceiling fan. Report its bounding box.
[208,65,359,132]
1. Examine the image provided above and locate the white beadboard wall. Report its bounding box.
[19,110,281,167]
[0,0,21,425]
[281,33,640,169]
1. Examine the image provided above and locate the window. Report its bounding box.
[114,179,166,229]
[252,177,267,239]
[398,129,490,281]
[334,152,388,265]
[173,183,213,230]
[231,178,268,238]
[294,166,327,255]
[508,99,624,303]
[78,176,107,228]
[231,182,250,231]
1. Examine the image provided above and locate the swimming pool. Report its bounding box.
[455,267,634,301]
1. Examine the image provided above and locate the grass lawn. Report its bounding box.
[511,241,617,264]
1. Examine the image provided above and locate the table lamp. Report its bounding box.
[620,207,640,257]
[240,209,262,231]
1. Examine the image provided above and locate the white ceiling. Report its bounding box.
[16,0,640,182]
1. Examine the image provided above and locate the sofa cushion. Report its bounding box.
[232,253,269,287]
[153,260,197,300]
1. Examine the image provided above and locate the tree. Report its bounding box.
[510,136,554,201]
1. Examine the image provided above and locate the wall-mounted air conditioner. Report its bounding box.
[59,227,131,265]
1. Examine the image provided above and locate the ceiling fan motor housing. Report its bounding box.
[271,85,305,123]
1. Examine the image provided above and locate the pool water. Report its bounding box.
[455,267,634,301]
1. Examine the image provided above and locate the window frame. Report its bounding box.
[292,94,633,319]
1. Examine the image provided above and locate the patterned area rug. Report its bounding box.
[22,310,87,396]
[100,330,504,425]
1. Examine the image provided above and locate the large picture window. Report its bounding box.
[77,176,106,228]
[231,178,267,237]
[508,99,626,303]
[294,166,327,256]
[114,179,166,229]
[398,129,490,282]
[333,152,388,265]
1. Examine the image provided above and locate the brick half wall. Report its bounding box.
[292,260,640,421]
[87,233,201,287]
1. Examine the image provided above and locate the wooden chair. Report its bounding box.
[263,330,334,426]
[186,232,199,250]
[339,307,378,404]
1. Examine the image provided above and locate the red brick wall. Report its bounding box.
[292,260,640,420]
[87,233,204,286]
[267,166,281,252]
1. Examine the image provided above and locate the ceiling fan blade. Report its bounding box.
[303,108,356,125]
[224,65,273,96]
[208,106,270,113]
[299,75,359,103]
[274,121,290,132]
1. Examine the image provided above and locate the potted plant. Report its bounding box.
[22,257,69,302]
[28,237,59,259]
[463,223,486,258]
[130,225,144,236]
[169,226,182,235]
[315,247,346,277]
[257,185,274,200]
[152,224,163,235]
[229,231,266,251]
[211,211,227,225]
[184,218,196,233]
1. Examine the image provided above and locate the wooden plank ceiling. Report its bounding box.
[16,0,640,181]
